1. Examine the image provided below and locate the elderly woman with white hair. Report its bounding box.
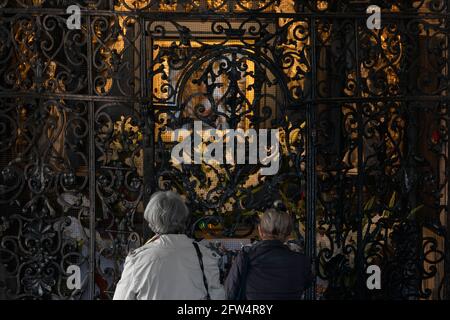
[225,208,313,300]
[113,191,225,300]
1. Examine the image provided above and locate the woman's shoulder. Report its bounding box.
[126,239,165,264]
[283,247,311,266]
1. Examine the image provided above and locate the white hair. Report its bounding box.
[144,191,190,234]
[259,208,293,240]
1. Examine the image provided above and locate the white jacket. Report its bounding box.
[113,234,225,300]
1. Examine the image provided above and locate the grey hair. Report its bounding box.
[144,191,190,234]
[259,208,293,240]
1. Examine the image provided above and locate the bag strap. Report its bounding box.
[236,248,250,300]
[193,242,211,300]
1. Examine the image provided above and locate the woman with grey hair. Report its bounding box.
[113,191,225,300]
[225,208,313,300]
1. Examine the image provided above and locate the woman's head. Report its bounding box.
[144,191,190,234]
[258,208,293,241]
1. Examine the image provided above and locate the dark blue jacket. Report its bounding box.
[225,240,313,300]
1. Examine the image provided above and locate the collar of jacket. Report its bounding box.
[146,233,194,248]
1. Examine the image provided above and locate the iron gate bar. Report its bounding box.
[305,16,317,300]
[1,92,450,104]
[86,13,96,300]
[2,7,450,19]
[141,14,154,241]
[354,17,365,298]
[445,0,450,300]
[1,92,450,103]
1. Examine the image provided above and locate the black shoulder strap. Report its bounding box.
[236,247,251,300]
[193,242,211,300]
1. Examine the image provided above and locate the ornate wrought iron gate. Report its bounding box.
[0,0,449,300]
